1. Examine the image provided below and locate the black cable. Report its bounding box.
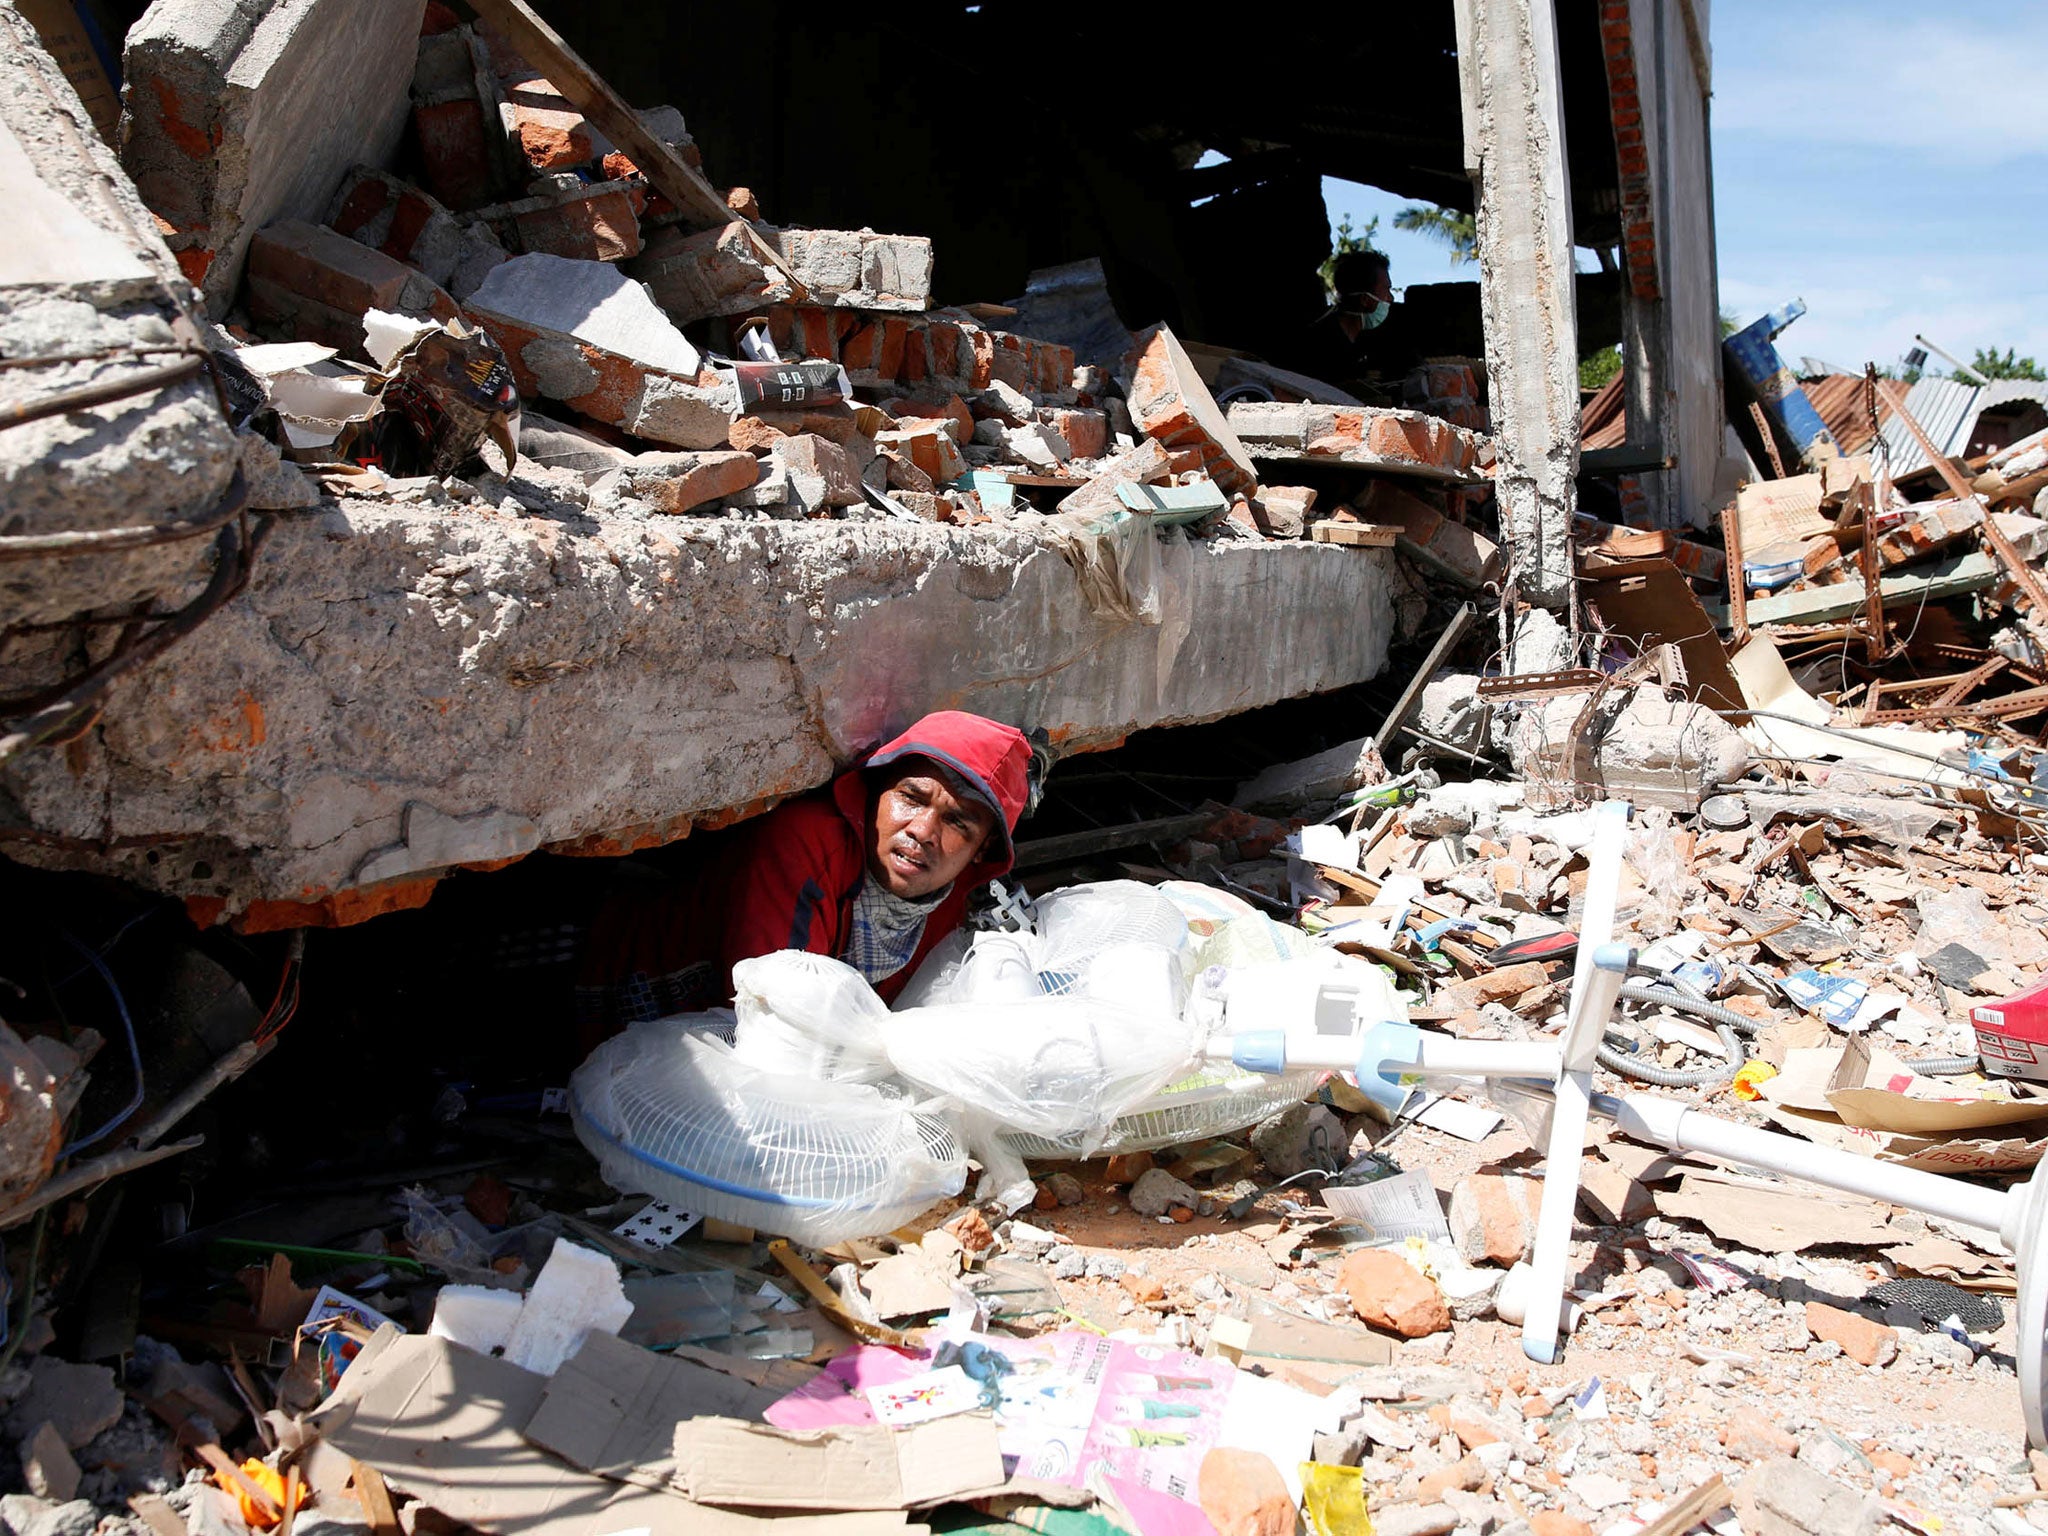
[56,931,145,1156]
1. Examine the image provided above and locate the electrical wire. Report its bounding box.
[252,930,306,1045]
[55,931,145,1156]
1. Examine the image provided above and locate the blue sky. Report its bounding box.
[1324,1,2048,375]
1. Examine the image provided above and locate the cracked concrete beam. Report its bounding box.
[0,505,1399,927]
[1457,0,1581,606]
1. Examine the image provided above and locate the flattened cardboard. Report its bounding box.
[311,1330,904,1536]
[859,1255,956,1321]
[1762,1101,2048,1174]
[1825,1038,2048,1134]
[670,1415,1005,1510]
[1654,1169,1892,1252]
[522,1330,787,1487]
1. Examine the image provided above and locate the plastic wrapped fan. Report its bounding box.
[1192,911,1317,969]
[1006,944,1398,1159]
[731,951,892,1082]
[881,995,1199,1146]
[1002,1061,1329,1158]
[1032,881,1190,994]
[570,1016,966,1247]
[892,926,974,1010]
[895,928,1044,1010]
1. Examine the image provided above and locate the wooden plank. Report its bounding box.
[1309,520,1400,547]
[768,1240,912,1348]
[350,1460,400,1536]
[1720,503,1748,646]
[1010,811,1217,870]
[128,1497,187,1536]
[459,0,804,291]
[1877,377,2048,620]
[1632,1474,1728,1536]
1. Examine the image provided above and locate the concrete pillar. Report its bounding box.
[1455,0,1581,606]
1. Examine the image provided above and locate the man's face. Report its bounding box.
[868,767,995,900]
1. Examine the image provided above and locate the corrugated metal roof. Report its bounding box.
[1580,375,1626,451]
[1979,379,2048,413]
[1871,377,1979,478]
[1801,373,1888,456]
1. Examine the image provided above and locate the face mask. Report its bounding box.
[1359,299,1390,330]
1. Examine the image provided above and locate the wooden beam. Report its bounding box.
[351,1462,401,1536]
[459,0,804,293]
[1010,811,1217,870]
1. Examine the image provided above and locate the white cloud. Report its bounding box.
[1712,5,2048,162]
[1720,250,2048,375]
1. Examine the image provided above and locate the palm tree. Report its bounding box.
[1394,205,1476,264]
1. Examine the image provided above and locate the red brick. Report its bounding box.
[966,331,994,389]
[1449,1171,1537,1266]
[1198,1450,1295,1536]
[1052,408,1107,460]
[901,330,929,384]
[413,99,500,210]
[247,220,456,330]
[623,451,760,513]
[928,323,961,381]
[800,307,836,363]
[841,323,878,371]
[1806,1301,1898,1367]
[503,185,641,262]
[331,177,392,239]
[505,100,597,169]
[1124,324,1256,498]
[877,317,909,380]
[1340,1248,1449,1338]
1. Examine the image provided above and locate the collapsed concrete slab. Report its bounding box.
[630,221,935,324]
[0,6,239,661]
[120,0,428,314]
[1227,402,1491,485]
[0,507,1398,926]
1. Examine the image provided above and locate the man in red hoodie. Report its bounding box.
[577,710,1033,1037]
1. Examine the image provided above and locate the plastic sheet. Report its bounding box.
[570,1016,966,1247]
[881,995,1199,1145]
[731,951,892,1081]
[1033,881,1190,993]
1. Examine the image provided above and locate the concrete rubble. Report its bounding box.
[5,3,2047,1536]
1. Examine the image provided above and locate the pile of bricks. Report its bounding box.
[119,0,1502,542]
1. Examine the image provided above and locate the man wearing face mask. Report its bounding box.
[575,711,1033,1041]
[1292,249,1395,392]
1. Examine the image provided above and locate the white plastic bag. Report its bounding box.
[881,995,1199,1147]
[570,1017,965,1248]
[731,951,893,1082]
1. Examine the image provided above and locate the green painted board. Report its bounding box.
[1706,551,1998,628]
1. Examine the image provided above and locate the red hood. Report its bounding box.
[830,710,1032,881]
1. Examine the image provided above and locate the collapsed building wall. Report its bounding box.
[0,0,1727,923]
